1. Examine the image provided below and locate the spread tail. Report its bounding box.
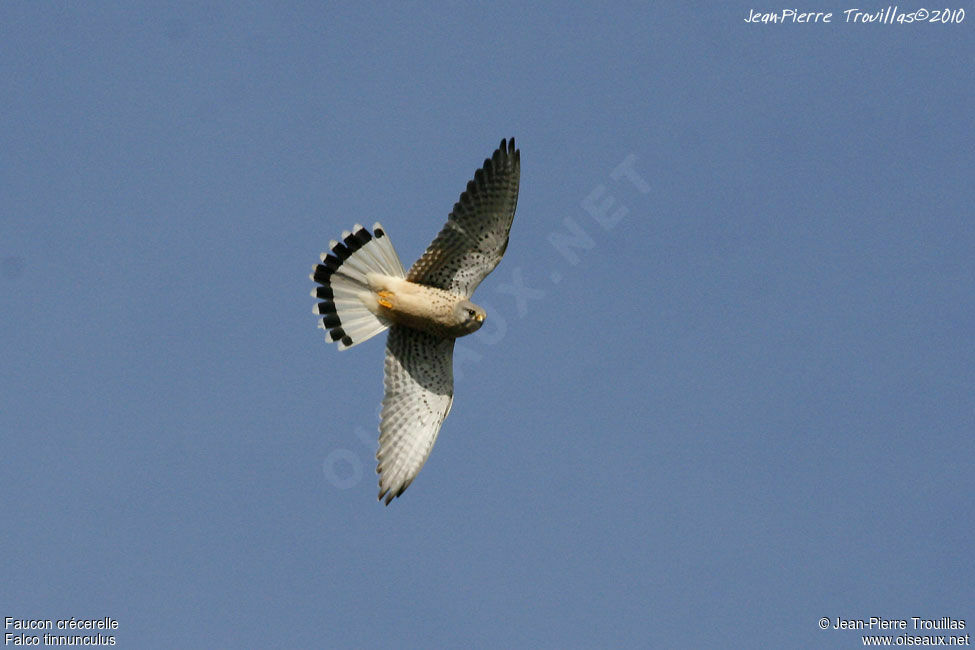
[310,223,406,350]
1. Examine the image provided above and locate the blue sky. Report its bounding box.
[2,3,972,647]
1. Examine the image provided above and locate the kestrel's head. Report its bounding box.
[453,299,486,335]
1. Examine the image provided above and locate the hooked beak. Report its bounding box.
[475,313,485,322]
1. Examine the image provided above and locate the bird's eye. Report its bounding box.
[467,309,476,318]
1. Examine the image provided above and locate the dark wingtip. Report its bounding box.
[378,481,408,505]
[498,137,518,163]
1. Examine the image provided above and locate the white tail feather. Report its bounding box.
[310,223,406,350]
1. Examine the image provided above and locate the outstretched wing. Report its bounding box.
[406,137,520,298]
[376,326,455,504]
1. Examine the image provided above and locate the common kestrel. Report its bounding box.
[310,138,520,504]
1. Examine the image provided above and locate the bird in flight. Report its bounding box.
[310,138,521,504]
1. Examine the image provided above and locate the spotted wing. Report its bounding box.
[376,326,455,504]
[406,137,520,298]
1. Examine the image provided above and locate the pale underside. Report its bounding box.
[364,274,474,339]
